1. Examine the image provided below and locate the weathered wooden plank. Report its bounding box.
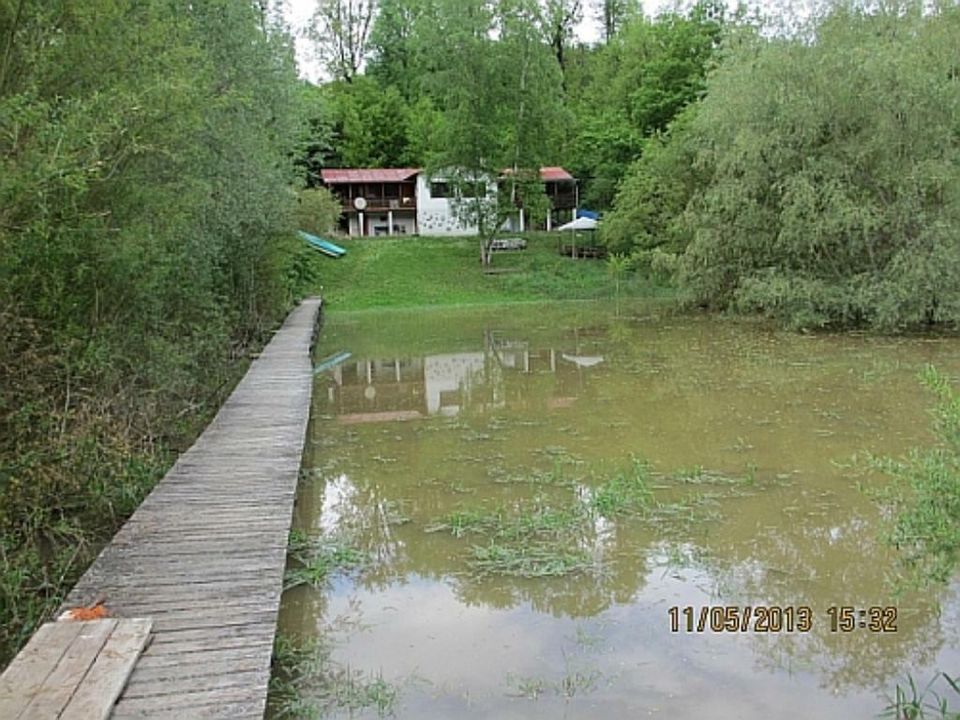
[147,610,278,634]
[145,626,275,654]
[119,667,270,701]
[111,695,265,720]
[113,706,263,720]
[0,621,85,718]
[19,619,117,719]
[59,619,153,720]
[127,652,265,686]
[134,645,265,670]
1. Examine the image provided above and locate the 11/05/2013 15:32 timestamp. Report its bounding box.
[668,606,898,633]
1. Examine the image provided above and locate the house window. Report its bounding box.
[430,182,450,198]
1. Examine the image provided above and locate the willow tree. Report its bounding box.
[675,0,960,330]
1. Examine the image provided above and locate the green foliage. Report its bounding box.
[323,76,420,167]
[284,533,368,591]
[295,187,342,236]
[600,103,702,255]
[589,458,654,517]
[468,543,596,578]
[568,3,723,208]
[624,1,960,331]
[870,367,960,588]
[0,0,305,665]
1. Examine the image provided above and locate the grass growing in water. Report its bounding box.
[867,367,960,588]
[879,673,960,720]
[588,458,654,517]
[469,543,597,578]
[268,634,402,719]
[428,457,763,578]
[284,530,368,591]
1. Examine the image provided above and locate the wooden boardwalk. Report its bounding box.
[57,298,321,719]
[0,619,153,720]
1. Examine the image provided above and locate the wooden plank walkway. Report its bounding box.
[57,298,322,719]
[0,620,151,720]
[0,619,152,720]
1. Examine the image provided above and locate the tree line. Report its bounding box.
[0,0,312,664]
[301,0,723,208]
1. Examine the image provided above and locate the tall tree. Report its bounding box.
[308,0,378,82]
[595,0,635,42]
[367,0,433,99]
[423,0,564,264]
[609,1,960,331]
[0,0,304,662]
[570,3,722,208]
[541,0,582,82]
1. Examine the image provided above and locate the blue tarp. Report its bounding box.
[576,209,600,221]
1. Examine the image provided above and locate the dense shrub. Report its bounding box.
[0,0,309,664]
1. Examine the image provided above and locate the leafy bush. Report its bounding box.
[295,187,343,236]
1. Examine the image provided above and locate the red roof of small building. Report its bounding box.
[539,166,574,182]
[321,168,420,184]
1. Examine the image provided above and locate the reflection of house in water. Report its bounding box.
[323,335,604,424]
[424,353,486,416]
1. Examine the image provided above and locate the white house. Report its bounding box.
[321,166,577,237]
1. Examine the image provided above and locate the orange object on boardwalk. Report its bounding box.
[60,602,110,621]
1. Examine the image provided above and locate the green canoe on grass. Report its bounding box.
[299,231,346,258]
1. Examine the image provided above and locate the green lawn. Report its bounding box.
[307,232,673,311]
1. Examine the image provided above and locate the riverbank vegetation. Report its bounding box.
[602,2,960,331]
[0,2,312,665]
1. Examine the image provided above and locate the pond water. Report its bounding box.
[277,301,960,719]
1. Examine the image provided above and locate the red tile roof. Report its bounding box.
[321,168,420,184]
[539,166,574,182]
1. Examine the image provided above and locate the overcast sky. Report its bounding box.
[283,0,695,83]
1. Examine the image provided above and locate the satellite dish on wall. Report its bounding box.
[353,196,367,210]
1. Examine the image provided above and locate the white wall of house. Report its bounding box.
[416,175,479,236]
[347,211,417,237]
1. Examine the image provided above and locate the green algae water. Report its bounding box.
[276,301,960,719]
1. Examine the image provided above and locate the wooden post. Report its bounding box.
[519,209,525,233]
[388,210,394,236]
[546,211,552,232]
[358,211,365,237]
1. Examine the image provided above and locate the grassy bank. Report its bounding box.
[310,232,673,311]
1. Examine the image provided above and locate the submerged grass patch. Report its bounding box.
[284,530,368,591]
[268,633,402,719]
[428,457,768,578]
[588,458,654,517]
[469,543,597,578]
